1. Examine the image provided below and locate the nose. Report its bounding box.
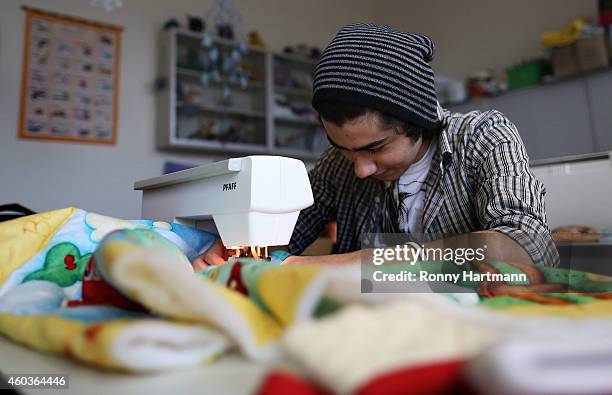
[353,155,377,179]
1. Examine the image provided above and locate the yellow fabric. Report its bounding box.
[209,281,283,346]
[258,264,326,326]
[541,17,589,49]
[0,313,85,354]
[0,313,194,371]
[99,242,283,351]
[0,208,75,286]
[499,300,612,318]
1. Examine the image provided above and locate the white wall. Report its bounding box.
[0,0,373,218]
[372,0,598,80]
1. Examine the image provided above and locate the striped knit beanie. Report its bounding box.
[312,23,439,129]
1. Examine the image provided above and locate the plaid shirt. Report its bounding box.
[288,108,559,266]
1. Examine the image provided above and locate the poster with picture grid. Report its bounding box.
[18,7,122,144]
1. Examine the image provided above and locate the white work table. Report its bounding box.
[0,337,269,395]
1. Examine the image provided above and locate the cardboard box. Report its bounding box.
[551,44,580,78]
[576,35,610,72]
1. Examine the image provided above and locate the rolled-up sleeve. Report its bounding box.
[288,147,339,254]
[473,112,559,266]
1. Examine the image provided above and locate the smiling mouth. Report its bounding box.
[373,170,389,179]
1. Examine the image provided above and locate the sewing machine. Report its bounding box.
[134,156,314,259]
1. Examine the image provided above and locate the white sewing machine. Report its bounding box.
[134,156,313,258]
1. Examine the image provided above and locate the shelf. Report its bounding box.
[274,85,312,97]
[171,138,269,152]
[447,67,612,109]
[274,52,317,66]
[275,116,320,126]
[159,29,323,160]
[174,29,267,54]
[177,68,265,89]
[177,102,265,118]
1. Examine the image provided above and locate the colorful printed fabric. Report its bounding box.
[2,207,612,388]
[0,208,227,371]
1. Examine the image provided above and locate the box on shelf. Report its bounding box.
[551,35,610,79]
[505,60,549,89]
[576,35,610,72]
[551,44,580,78]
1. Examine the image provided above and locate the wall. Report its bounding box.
[0,0,373,218]
[372,0,598,80]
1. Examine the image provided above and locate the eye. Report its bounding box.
[366,146,384,155]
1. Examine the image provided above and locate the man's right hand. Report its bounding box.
[192,239,236,270]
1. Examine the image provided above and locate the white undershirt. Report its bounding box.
[396,141,436,235]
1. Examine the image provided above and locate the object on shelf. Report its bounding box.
[550,45,580,78]
[185,116,258,144]
[163,19,180,30]
[309,47,321,60]
[434,75,467,105]
[576,35,610,72]
[248,31,266,48]
[241,63,263,82]
[550,34,610,78]
[273,94,318,122]
[505,59,551,90]
[282,44,322,61]
[466,70,507,98]
[177,82,202,104]
[273,94,294,119]
[217,23,234,40]
[600,0,612,26]
[204,0,243,42]
[276,126,327,153]
[198,34,251,100]
[542,17,592,49]
[274,62,313,90]
[543,17,609,79]
[187,15,204,32]
[276,131,306,149]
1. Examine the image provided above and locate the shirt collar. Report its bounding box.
[435,103,453,170]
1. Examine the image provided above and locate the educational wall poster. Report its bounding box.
[18,7,123,145]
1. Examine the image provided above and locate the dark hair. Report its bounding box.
[316,101,440,142]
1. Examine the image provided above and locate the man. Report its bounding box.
[196,23,558,268]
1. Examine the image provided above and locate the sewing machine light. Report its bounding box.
[230,246,270,260]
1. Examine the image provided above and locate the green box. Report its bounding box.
[505,61,547,89]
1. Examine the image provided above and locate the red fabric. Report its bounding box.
[254,371,329,395]
[356,359,468,395]
[67,256,148,312]
[256,360,476,395]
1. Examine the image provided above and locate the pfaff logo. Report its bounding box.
[223,182,237,191]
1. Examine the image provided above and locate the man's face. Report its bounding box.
[322,112,428,182]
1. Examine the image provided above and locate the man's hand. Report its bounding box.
[192,239,236,270]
